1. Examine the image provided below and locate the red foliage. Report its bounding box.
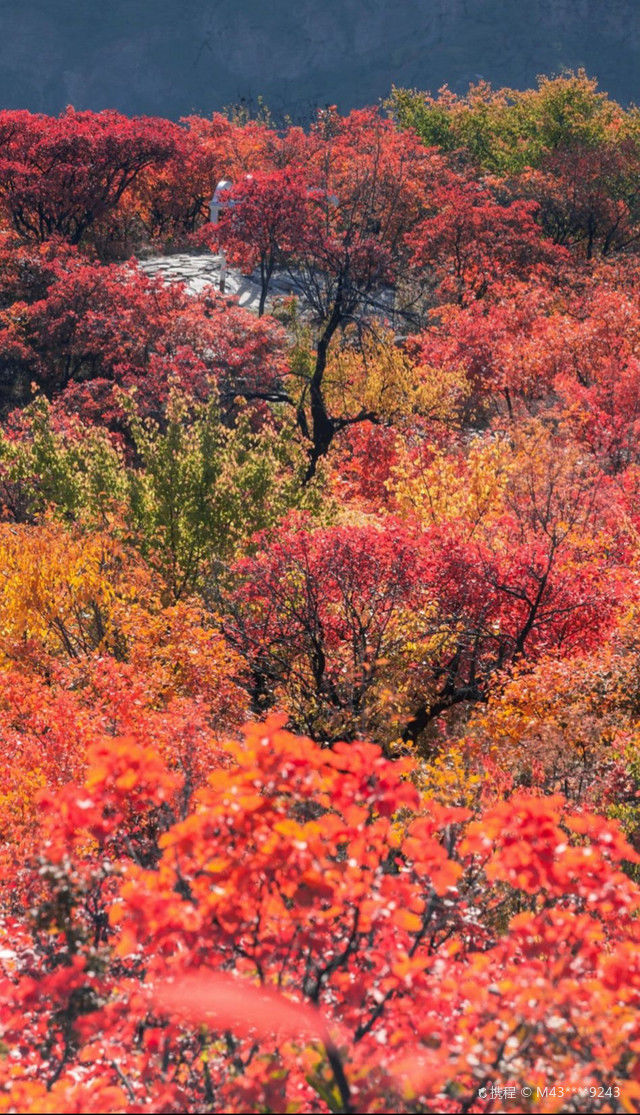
[0,250,289,420]
[213,169,312,314]
[408,180,568,305]
[515,139,640,257]
[222,487,623,744]
[1,718,639,1112]
[0,108,177,245]
[3,93,640,1115]
[221,516,423,739]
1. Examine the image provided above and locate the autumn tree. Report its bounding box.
[407,180,567,306]
[0,251,290,420]
[219,517,426,742]
[0,108,177,246]
[1,717,640,1111]
[388,423,626,743]
[218,426,623,748]
[277,108,436,477]
[510,140,640,258]
[0,391,319,601]
[214,170,311,314]
[389,70,627,175]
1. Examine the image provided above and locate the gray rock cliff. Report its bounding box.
[0,1,638,120]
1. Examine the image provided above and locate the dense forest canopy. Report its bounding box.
[2,72,640,1112]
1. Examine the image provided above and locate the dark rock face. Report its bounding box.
[0,0,638,121]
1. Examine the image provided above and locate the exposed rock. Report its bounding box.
[0,1,637,121]
[139,252,300,312]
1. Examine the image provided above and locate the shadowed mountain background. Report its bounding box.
[1,0,639,120]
